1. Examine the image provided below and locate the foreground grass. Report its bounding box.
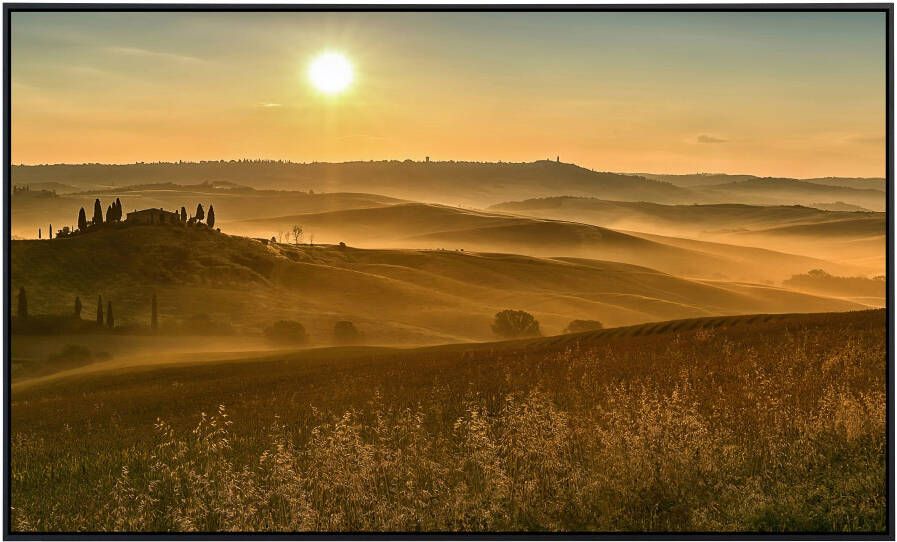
[11,310,886,532]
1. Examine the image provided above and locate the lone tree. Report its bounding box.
[291,224,304,245]
[263,320,308,344]
[96,295,104,325]
[195,203,205,221]
[207,206,216,229]
[78,207,88,231]
[106,301,114,329]
[16,287,27,319]
[74,296,83,318]
[92,198,103,225]
[151,293,158,330]
[333,320,362,345]
[180,207,188,222]
[491,309,541,339]
[564,320,604,334]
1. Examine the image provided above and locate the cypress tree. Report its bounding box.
[105,205,113,223]
[151,293,158,330]
[16,287,27,319]
[38,228,41,240]
[107,301,114,329]
[74,296,82,318]
[96,295,104,325]
[115,198,123,221]
[207,206,216,229]
[49,224,53,239]
[180,207,187,222]
[78,208,88,231]
[92,199,103,225]
[195,203,205,221]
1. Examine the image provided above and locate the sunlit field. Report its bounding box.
[12,310,885,533]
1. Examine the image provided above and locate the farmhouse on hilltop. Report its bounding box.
[126,208,182,225]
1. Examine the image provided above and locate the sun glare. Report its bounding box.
[308,52,354,94]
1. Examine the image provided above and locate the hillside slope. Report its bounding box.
[241,202,864,281]
[10,225,864,344]
[489,197,884,274]
[10,183,405,239]
[12,309,885,531]
[11,160,696,207]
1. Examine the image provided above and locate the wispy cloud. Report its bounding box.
[697,134,728,144]
[847,134,885,145]
[105,46,204,64]
[257,102,283,108]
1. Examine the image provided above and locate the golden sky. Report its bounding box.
[11,11,887,178]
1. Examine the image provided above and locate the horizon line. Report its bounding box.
[9,159,886,182]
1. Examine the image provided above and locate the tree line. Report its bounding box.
[74,199,216,233]
[16,287,159,332]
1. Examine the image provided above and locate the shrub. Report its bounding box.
[333,321,362,345]
[264,320,308,344]
[491,310,540,339]
[564,320,603,334]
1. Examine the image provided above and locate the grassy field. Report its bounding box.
[11,309,886,533]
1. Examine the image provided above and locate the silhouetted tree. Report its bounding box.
[78,207,88,231]
[564,319,603,334]
[16,287,27,319]
[114,198,123,221]
[106,301,114,329]
[291,224,303,245]
[96,295,104,325]
[38,228,41,240]
[491,309,541,339]
[151,293,158,330]
[74,296,82,318]
[180,207,187,222]
[195,203,205,221]
[263,320,308,344]
[105,205,113,223]
[49,224,53,239]
[92,199,103,225]
[333,321,362,345]
[207,206,215,229]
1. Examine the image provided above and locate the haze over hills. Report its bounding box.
[489,196,885,274]
[10,225,866,346]
[239,202,869,283]
[11,160,694,207]
[636,172,886,191]
[10,181,405,239]
[13,160,886,212]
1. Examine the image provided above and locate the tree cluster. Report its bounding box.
[81,198,123,231]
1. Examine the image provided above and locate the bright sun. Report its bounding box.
[308,52,354,94]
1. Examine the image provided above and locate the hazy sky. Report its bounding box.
[12,11,886,177]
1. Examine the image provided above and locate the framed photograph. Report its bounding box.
[5,4,893,537]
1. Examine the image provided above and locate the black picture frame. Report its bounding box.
[3,4,893,539]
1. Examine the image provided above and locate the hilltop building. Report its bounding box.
[126,208,181,225]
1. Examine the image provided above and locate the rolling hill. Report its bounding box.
[10,224,866,346]
[11,308,885,531]
[11,160,696,208]
[632,173,885,210]
[10,182,405,239]
[488,197,885,274]
[239,202,867,282]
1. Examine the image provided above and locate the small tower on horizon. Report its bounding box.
[556,155,560,163]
